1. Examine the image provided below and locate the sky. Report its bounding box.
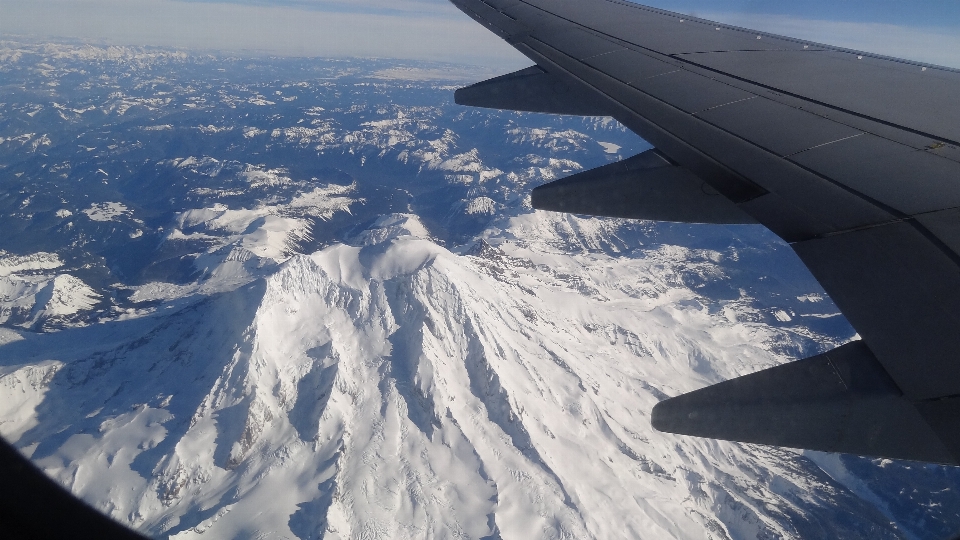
[1,0,959,69]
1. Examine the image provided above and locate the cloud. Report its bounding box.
[2,0,957,71]
[180,0,456,16]
[0,0,529,68]
[166,0,469,20]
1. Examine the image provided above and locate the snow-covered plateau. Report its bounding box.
[1,40,959,539]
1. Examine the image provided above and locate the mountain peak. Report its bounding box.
[353,213,433,247]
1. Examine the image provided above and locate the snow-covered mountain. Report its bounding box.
[0,211,884,539]
[1,40,959,539]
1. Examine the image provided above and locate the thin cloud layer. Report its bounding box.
[0,0,958,69]
[0,0,528,67]
[182,0,457,16]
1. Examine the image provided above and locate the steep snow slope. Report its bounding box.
[0,273,101,330]
[0,211,917,539]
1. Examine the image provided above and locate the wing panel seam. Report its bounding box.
[673,54,960,147]
[781,133,865,158]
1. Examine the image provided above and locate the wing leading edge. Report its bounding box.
[451,0,960,464]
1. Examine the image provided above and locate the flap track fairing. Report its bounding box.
[651,341,959,464]
[455,65,610,116]
[531,149,755,224]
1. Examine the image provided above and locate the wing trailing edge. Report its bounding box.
[651,341,960,464]
[531,149,755,224]
[454,65,610,116]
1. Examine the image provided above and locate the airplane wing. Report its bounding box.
[449,0,960,465]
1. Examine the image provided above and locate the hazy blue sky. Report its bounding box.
[2,0,959,69]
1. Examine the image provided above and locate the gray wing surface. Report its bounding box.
[450,0,960,464]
